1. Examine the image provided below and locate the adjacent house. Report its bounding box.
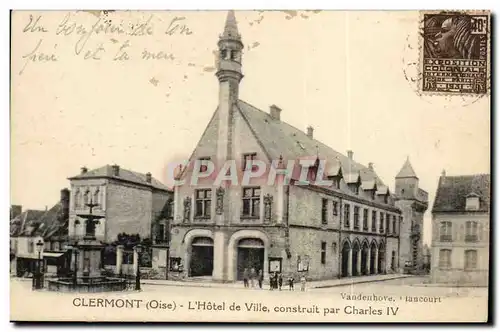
[430,172,490,286]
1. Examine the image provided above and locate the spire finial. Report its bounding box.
[222,10,240,40]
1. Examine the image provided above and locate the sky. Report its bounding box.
[10,10,490,245]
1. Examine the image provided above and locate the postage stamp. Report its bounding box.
[420,11,490,95]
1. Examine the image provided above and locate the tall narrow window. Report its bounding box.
[344,204,351,228]
[242,187,261,217]
[386,213,391,234]
[353,206,360,230]
[465,221,478,242]
[28,241,34,253]
[439,249,452,268]
[321,241,326,264]
[379,212,385,233]
[321,198,328,224]
[242,153,258,171]
[93,188,100,205]
[439,221,452,242]
[391,216,396,235]
[195,189,212,218]
[332,201,338,216]
[363,209,369,231]
[198,157,211,172]
[464,250,477,270]
[157,224,165,242]
[74,189,80,209]
[371,211,377,232]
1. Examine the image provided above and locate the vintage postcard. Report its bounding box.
[10,10,491,323]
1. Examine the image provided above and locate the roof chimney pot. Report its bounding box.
[347,150,354,160]
[306,126,314,139]
[270,105,281,121]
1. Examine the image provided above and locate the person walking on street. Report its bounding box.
[258,269,263,289]
[249,267,256,288]
[278,273,283,291]
[269,273,274,290]
[300,275,306,292]
[243,268,249,288]
[288,276,294,291]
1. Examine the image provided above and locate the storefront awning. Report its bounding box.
[43,252,65,258]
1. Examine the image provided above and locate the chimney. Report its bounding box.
[270,105,281,121]
[347,150,354,160]
[368,162,374,170]
[60,188,70,220]
[441,169,446,177]
[112,164,120,176]
[146,172,152,183]
[10,205,22,219]
[306,126,314,139]
[81,166,88,174]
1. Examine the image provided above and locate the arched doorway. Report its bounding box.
[237,238,265,280]
[361,242,369,275]
[341,241,350,277]
[189,237,213,277]
[378,243,385,274]
[369,242,377,274]
[352,241,360,277]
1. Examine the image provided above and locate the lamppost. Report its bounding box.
[135,244,143,291]
[34,239,44,289]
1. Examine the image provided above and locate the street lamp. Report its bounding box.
[34,239,44,289]
[135,244,143,291]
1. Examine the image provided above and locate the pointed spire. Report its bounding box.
[396,156,418,179]
[222,10,240,40]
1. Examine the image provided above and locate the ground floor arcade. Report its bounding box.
[163,227,401,282]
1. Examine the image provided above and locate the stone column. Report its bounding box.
[133,247,139,276]
[347,248,353,277]
[366,249,371,275]
[212,231,227,281]
[373,250,379,274]
[357,250,362,276]
[115,245,123,275]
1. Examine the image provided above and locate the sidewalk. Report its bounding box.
[142,273,412,290]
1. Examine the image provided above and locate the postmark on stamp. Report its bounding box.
[420,11,490,95]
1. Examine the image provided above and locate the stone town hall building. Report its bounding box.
[167,11,428,282]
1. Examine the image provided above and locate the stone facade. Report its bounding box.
[430,174,490,286]
[166,11,425,282]
[67,165,172,244]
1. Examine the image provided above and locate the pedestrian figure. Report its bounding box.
[300,275,306,291]
[278,273,283,291]
[249,267,256,288]
[269,273,275,290]
[288,276,294,291]
[243,268,249,288]
[258,269,263,289]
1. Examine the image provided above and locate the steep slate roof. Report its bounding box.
[396,157,418,178]
[11,203,69,239]
[236,100,387,187]
[10,209,46,237]
[432,174,490,213]
[69,165,171,192]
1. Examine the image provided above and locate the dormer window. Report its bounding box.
[466,193,480,211]
[198,157,211,172]
[242,153,258,171]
